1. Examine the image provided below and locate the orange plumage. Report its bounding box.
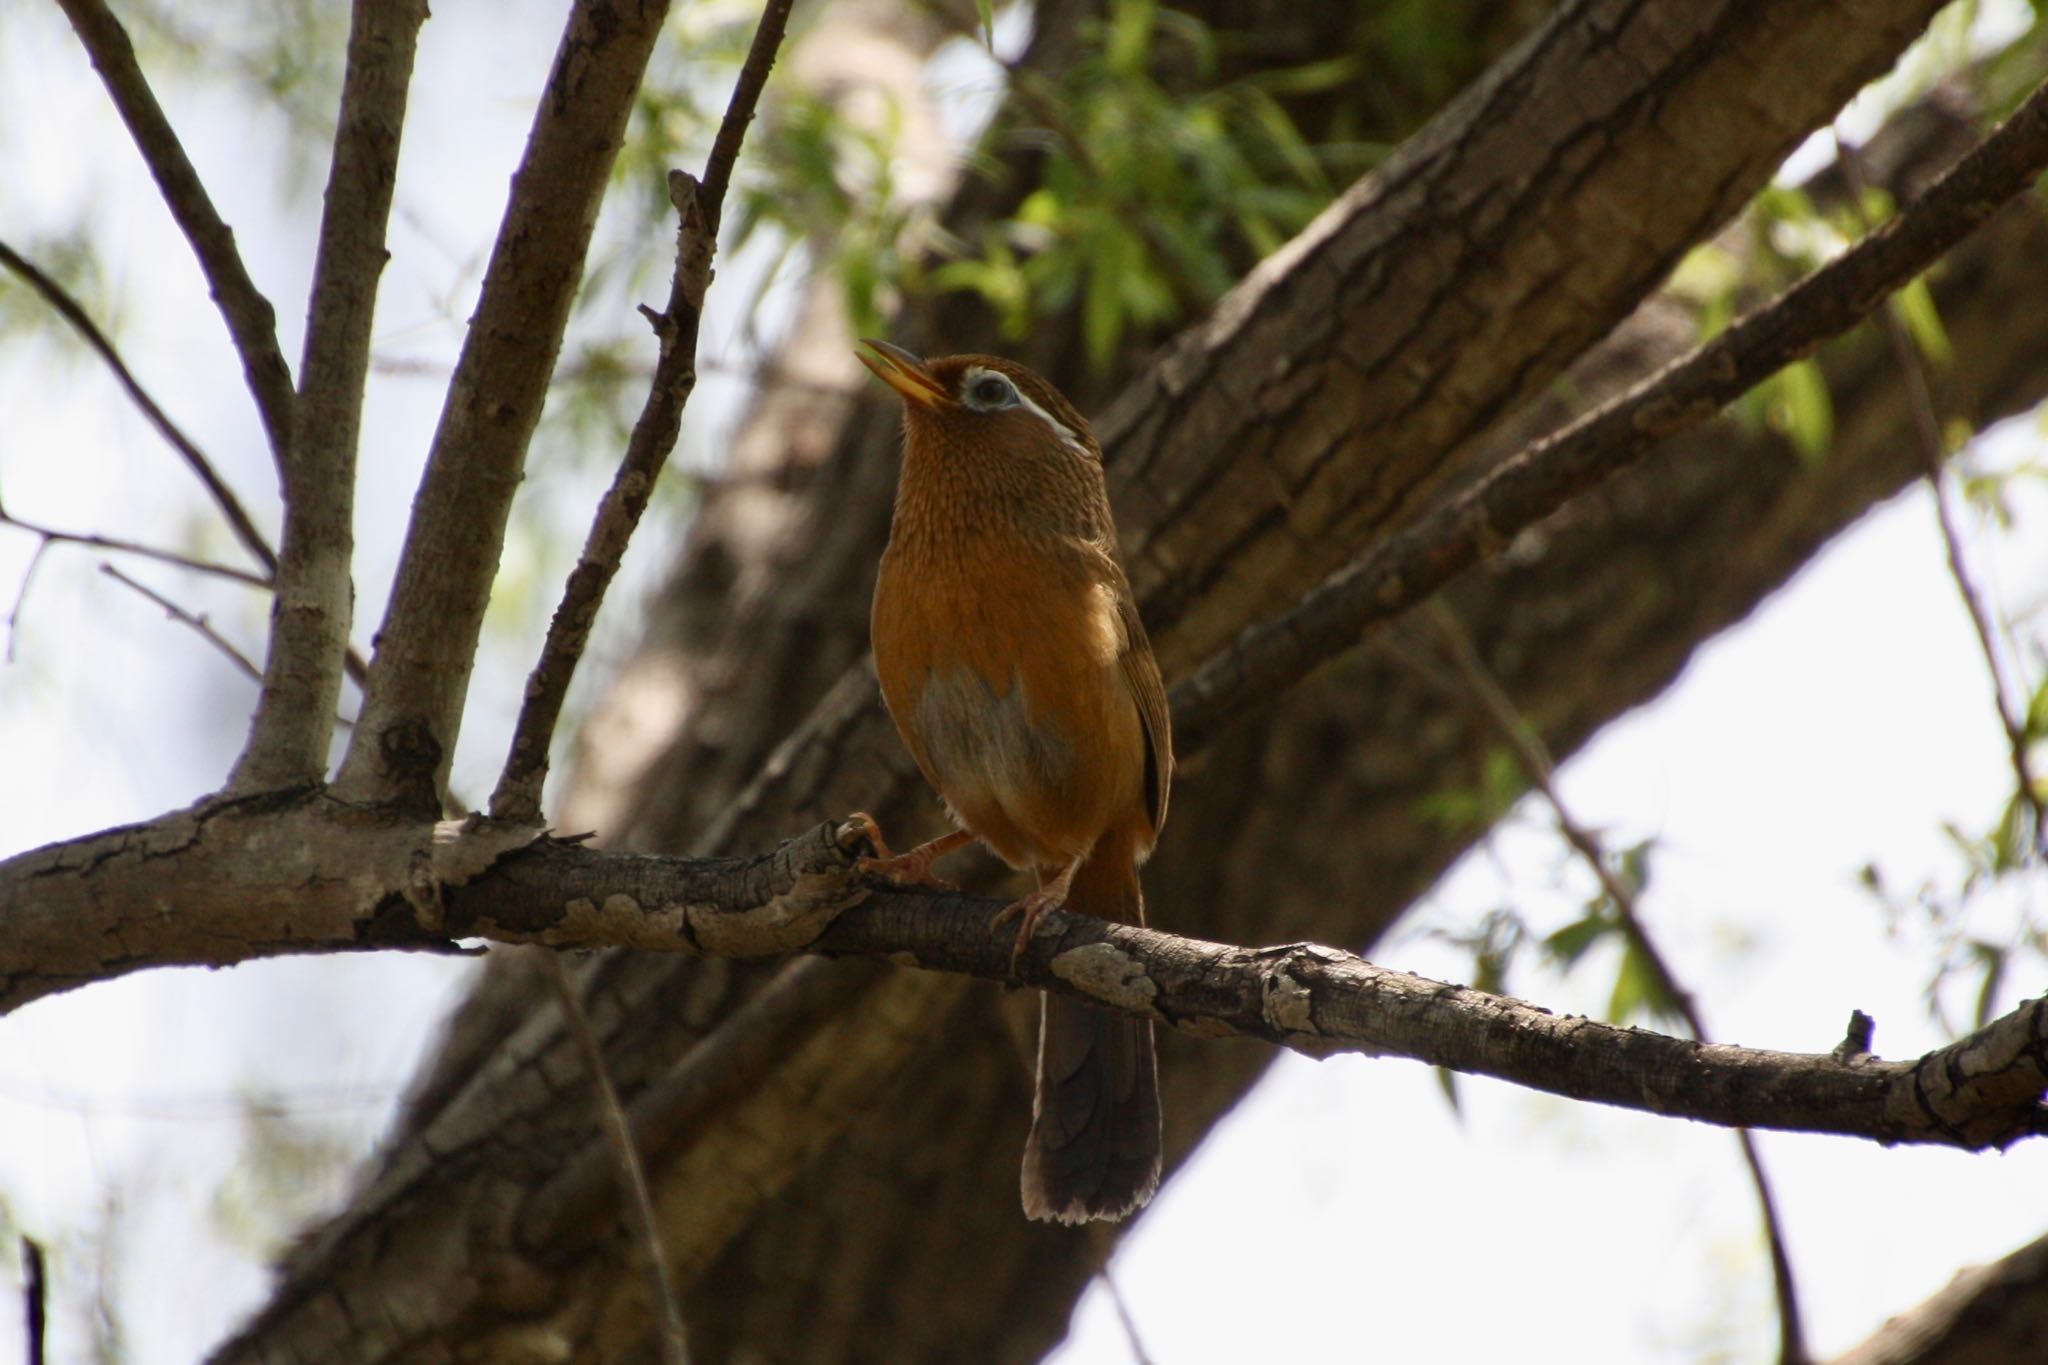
[857,339,1170,1224]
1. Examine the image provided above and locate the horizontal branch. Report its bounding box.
[6,803,2043,1152]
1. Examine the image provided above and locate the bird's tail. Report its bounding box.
[1020,850,1162,1224]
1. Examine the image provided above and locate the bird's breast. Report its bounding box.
[872,532,1144,866]
[913,666,1076,814]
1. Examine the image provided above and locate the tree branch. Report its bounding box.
[538,951,692,1365]
[1171,72,2048,755]
[1424,602,1809,1365]
[1832,1227,2048,1364]
[0,509,269,589]
[490,0,797,822]
[53,0,297,466]
[2,803,2043,1152]
[230,0,428,792]
[100,564,262,683]
[1836,136,2048,856]
[0,237,276,576]
[331,0,673,811]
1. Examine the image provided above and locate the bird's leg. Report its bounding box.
[992,855,1083,973]
[856,826,976,890]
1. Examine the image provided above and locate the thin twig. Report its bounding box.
[372,347,861,401]
[538,951,691,1365]
[4,538,52,665]
[1169,73,2048,756]
[52,0,297,467]
[0,238,277,576]
[21,1237,45,1365]
[1836,133,2046,856]
[1424,602,1809,1365]
[489,0,796,821]
[695,0,797,239]
[520,957,879,1255]
[0,510,270,589]
[0,508,369,688]
[100,564,262,683]
[1098,1267,1158,1365]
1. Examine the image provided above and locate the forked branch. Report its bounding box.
[491,0,798,822]
[2,804,2042,1152]
[331,0,676,812]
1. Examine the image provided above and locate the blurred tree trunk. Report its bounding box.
[214,2,2048,1361]
[1833,1226,2048,1365]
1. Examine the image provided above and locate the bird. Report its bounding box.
[855,338,1171,1224]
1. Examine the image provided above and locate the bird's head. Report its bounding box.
[856,339,1101,468]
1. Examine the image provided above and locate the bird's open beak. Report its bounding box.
[856,338,949,409]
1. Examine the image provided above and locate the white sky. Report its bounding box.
[3,3,2045,1363]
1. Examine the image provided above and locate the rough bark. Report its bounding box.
[331,0,674,810]
[232,0,427,792]
[1833,1229,2048,1365]
[196,3,2048,1362]
[685,94,2048,1365]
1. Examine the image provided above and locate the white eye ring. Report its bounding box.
[960,364,1090,455]
[966,373,1017,409]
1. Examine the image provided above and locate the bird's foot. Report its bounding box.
[991,885,1066,974]
[855,826,973,890]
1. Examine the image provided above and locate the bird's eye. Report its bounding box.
[968,374,1016,409]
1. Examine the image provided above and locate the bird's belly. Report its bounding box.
[874,542,1145,870]
[912,667,1084,867]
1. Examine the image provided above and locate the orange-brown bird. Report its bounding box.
[856,339,1171,1224]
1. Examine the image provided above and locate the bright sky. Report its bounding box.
[2,4,2044,1363]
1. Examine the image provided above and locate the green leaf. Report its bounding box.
[1104,0,1156,75]
[974,0,995,49]
[1769,359,1834,466]
[1542,910,1616,971]
[1891,276,1954,369]
[1968,940,2007,1030]
[2026,675,2048,742]
[1607,939,1680,1025]
[1433,1065,1464,1119]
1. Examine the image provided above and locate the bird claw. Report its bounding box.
[844,811,893,861]
[992,888,1062,975]
[853,824,972,890]
[855,849,958,891]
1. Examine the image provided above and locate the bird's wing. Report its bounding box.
[1113,582,1173,837]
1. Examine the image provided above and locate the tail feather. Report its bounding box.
[1020,851,1162,1224]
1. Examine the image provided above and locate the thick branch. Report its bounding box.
[55,0,297,465]
[1833,1228,2048,1365]
[4,806,2043,1154]
[332,0,673,810]
[232,0,428,792]
[1174,71,2048,753]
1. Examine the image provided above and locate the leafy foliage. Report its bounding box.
[929,0,1373,369]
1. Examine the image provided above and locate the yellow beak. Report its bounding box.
[856,338,949,409]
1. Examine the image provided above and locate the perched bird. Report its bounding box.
[856,339,1171,1224]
